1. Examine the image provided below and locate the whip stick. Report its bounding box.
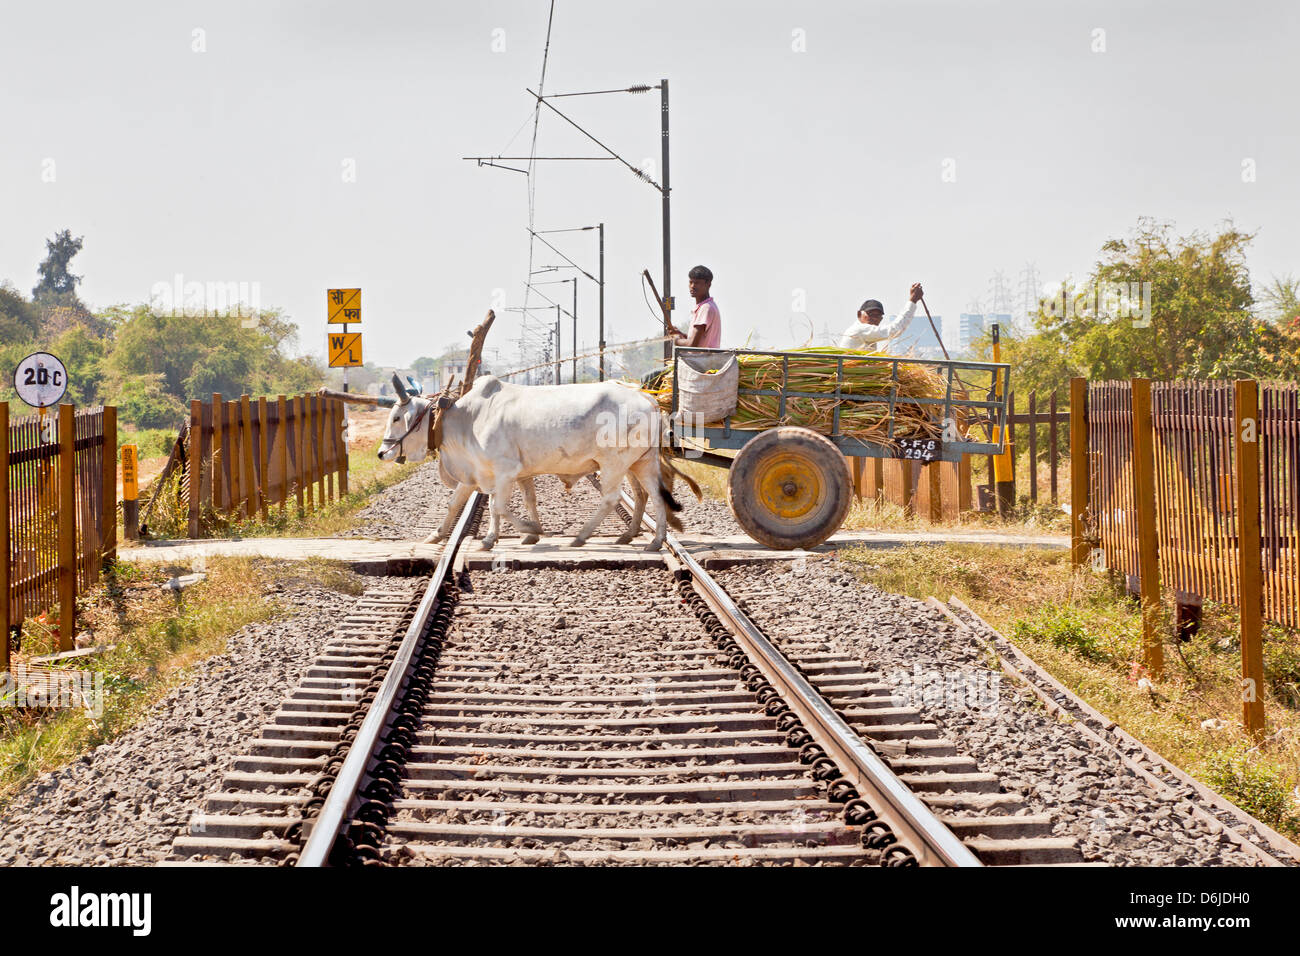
[920,296,949,360]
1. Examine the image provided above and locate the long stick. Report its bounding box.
[920,296,950,360]
[642,269,676,338]
[318,388,395,408]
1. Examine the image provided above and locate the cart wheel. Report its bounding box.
[727,427,852,550]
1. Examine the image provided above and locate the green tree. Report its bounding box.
[49,325,108,405]
[0,281,40,342]
[103,305,324,410]
[33,229,84,300]
[112,373,187,428]
[997,219,1276,392]
[1257,274,1300,325]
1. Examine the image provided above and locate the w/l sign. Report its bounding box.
[14,352,68,408]
[328,332,363,368]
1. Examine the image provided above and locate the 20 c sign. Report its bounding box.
[13,352,69,408]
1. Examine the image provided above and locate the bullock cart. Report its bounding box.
[661,346,1010,550]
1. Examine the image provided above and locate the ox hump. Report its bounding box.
[470,375,503,398]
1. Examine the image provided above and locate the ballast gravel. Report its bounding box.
[342,458,744,542]
[0,569,389,867]
[342,460,453,540]
[716,560,1277,867]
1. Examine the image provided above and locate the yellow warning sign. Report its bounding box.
[328,331,363,368]
[121,444,139,501]
[327,288,361,325]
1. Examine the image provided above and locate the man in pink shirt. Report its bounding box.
[670,264,721,349]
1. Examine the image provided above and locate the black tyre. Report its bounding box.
[726,427,852,550]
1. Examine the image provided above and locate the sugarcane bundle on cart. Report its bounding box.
[637,277,1009,551]
[644,345,951,449]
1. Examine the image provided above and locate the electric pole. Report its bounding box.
[599,222,605,380]
[661,78,672,361]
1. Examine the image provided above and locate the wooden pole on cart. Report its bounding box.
[919,296,949,361]
[642,270,677,343]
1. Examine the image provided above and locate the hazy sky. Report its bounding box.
[2,0,1297,372]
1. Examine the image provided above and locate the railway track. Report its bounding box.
[169,489,1084,867]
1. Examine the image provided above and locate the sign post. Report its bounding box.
[327,289,361,443]
[122,444,139,540]
[14,351,69,514]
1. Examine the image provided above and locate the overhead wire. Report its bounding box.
[521,1,557,342]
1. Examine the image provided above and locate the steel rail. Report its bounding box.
[296,491,484,867]
[620,489,981,867]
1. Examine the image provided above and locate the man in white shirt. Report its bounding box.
[838,282,924,350]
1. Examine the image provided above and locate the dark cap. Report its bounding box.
[688,265,713,282]
[859,299,884,315]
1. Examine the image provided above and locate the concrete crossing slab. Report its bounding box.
[118,529,1066,573]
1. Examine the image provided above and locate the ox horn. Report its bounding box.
[391,374,409,403]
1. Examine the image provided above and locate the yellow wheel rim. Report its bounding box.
[754,452,824,522]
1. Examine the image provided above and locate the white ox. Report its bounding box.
[377,375,680,551]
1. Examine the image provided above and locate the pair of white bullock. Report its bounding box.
[376,374,690,551]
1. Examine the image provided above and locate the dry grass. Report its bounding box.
[841,543,1300,836]
[134,452,420,541]
[0,556,361,808]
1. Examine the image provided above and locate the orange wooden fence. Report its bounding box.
[847,387,1067,521]
[2,403,116,665]
[1072,377,1300,735]
[179,393,348,537]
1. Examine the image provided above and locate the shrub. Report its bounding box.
[1204,748,1299,832]
[112,374,186,429]
[1012,604,1106,662]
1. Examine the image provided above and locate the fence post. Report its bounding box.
[226,401,239,515]
[1049,391,1059,502]
[1234,379,1265,737]
[101,405,117,565]
[276,395,288,513]
[237,395,253,520]
[1070,378,1089,567]
[257,396,270,521]
[335,399,349,498]
[211,393,223,512]
[922,462,942,523]
[297,396,308,512]
[187,400,201,537]
[1028,391,1038,504]
[315,396,326,505]
[57,403,76,652]
[0,402,9,674]
[1130,378,1163,677]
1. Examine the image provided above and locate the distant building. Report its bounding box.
[956,313,1011,351]
[958,313,985,350]
[439,357,490,391]
[889,313,944,356]
[375,367,418,399]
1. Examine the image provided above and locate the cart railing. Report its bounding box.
[670,346,1011,463]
